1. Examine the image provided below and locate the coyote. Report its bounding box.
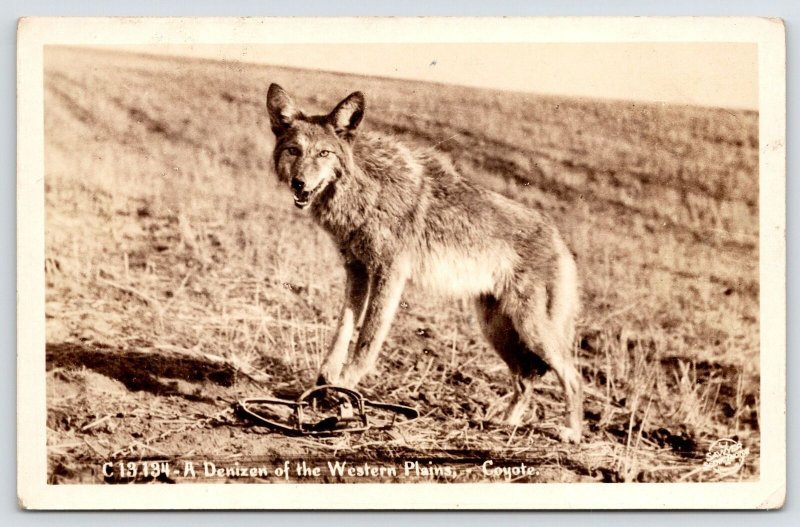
[266,84,583,443]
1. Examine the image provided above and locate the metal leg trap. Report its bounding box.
[236,385,419,436]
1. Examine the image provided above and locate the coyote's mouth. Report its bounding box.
[293,188,315,209]
[292,178,331,209]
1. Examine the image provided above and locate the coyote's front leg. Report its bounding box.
[339,263,409,388]
[316,260,369,385]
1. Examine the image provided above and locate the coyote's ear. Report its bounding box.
[328,91,365,138]
[267,83,300,136]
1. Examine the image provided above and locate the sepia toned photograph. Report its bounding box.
[18,17,785,509]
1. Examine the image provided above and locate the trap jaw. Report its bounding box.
[237,385,418,436]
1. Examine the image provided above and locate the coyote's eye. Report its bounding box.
[319,150,331,158]
[286,147,300,156]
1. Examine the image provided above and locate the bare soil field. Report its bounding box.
[43,46,759,484]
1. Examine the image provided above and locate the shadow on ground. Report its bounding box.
[46,342,237,403]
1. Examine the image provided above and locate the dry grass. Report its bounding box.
[44,46,759,484]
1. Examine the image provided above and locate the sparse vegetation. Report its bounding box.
[45,47,759,483]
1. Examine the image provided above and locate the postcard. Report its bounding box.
[17,16,785,509]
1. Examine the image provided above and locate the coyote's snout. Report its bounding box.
[266,83,583,443]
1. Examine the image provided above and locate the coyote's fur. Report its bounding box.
[266,84,583,443]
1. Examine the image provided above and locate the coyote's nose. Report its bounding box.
[290,178,305,192]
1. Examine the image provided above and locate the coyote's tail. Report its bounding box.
[551,238,581,350]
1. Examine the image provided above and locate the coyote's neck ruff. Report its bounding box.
[267,84,584,443]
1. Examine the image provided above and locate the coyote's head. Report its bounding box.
[266,83,364,209]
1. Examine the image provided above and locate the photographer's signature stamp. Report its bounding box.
[703,439,749,475]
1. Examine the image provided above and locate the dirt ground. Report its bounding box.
[43,47,760,484]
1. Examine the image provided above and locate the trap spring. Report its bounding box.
[236,385,419,436]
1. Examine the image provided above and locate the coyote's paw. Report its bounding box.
[315,373,335,387]
[503,409,525,428]
[315,367,344,387]
[337,369,362,389]
[558,427,582,444]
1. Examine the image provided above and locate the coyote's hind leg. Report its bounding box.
[509,292,582,444]
[475,294,550,426]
